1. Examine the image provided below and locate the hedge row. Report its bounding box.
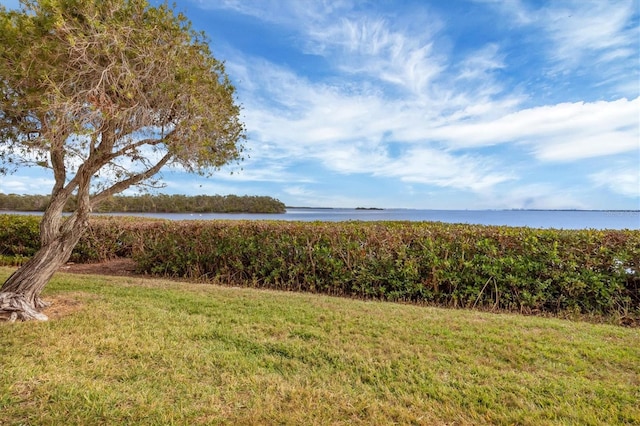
[0,214,150,263]
[132,221,639,317]
[0,215,42,265]
[1,214,638,319]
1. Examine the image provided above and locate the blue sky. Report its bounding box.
[1,0,639,209]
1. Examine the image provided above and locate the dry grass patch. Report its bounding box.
[41,292,93,320]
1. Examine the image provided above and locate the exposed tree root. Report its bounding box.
[0,292,49,322]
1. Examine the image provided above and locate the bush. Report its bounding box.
[0,214,156,263]
[1,214,638,320]
[0,215,41,258]
[133,220,640,319]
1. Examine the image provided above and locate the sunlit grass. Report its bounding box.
[1,267,638,425]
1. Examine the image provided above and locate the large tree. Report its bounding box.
[0,0,245,321]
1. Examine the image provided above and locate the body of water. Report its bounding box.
[81,208,640,230]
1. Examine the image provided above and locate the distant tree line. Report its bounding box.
[0,194,286,214]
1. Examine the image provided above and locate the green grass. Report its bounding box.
[1,267,638,425]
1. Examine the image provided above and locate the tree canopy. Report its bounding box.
[0,0,245,194]
[0,0,246,321]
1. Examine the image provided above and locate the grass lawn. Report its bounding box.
[1,267,638,425]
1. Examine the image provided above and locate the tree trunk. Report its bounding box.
[0,212,88,322]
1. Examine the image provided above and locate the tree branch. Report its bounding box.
[109,136,167,160]
[91,151,173,207]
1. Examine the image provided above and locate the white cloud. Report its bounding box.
[477,0,638,67]
[590,166,640,198]
[237,62,395,147]
[479,0,639,95]
[429,97,640,161]
[456,43,505,81]
[541,0,638,68]
[307,16,445,97]
[236,52,518,142]
[533,130,638,162]
[194,0,352,33]
[377,148,514,192]
[205,0,447,99]
[282,141,514,194]
[229,42,637,199]
[0,176,55,194]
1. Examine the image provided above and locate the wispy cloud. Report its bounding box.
[0,176,55,194]
[377,148,514,191]
[541,0,638,67]
[306,16,445,97]
[590,166,640,198]
[232,58,517,192]
[480,0,639,95]
[429,97,639,159]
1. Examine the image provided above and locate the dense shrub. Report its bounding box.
[1,214,638,320]
[0,214,154,263]
[70,217,159,263]
[133,220,639,319]
[0,214,41,258]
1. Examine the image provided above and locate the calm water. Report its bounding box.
[86,208,640,230]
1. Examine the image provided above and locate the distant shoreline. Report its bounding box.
[285,206,334,210]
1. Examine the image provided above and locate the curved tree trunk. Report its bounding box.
[0,210,88,322]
